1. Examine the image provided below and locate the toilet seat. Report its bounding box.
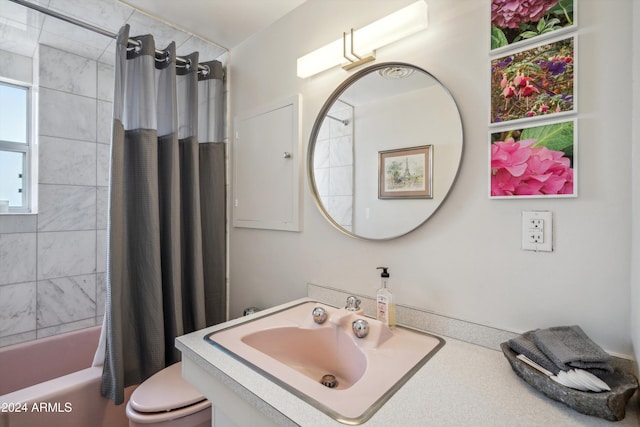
[126,399,211,423]
[126,362,211,423]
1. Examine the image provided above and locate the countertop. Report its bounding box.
[176,297,639,427]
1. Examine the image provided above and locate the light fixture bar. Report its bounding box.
[342,28,375,71]
[297,0,428,78]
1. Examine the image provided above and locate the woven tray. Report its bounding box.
[501,342,638,421]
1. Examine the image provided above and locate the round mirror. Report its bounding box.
[308,63,463,240]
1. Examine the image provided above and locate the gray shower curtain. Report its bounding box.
[98,25,226,405]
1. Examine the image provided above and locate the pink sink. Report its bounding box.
[242,326,367,390]
[206,301,444,424]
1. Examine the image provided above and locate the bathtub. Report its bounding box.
[0,326,135,427]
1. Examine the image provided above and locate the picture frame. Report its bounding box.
[491,0,576,53]
[489,118,577,199]
[379,145,433,199]
[490,36,575,126]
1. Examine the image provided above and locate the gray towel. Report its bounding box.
[508,331,561,375]
[531,325,612,372]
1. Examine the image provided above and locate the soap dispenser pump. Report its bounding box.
[376,267,396,329]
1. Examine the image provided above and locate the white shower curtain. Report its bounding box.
[95,25,226,405]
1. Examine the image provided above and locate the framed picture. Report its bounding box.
[490,119,576,198]
[491,0,576,53]
[379,145,432,199]
[490,36,575,125]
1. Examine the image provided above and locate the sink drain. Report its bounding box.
[320,374,338,388]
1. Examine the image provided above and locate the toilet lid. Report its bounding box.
[129,362,206,413]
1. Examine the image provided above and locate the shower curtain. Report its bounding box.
[96,25,226,405]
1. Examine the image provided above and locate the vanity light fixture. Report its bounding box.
[297,0,428,79]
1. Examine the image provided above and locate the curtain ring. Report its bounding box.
[127,43,142,54]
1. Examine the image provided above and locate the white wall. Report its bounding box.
[353,85,460,237]
[229,0,636,357]
[631,0,640,371]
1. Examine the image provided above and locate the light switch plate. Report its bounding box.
[522,211,553,252]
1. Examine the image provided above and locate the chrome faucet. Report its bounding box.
[314,297,369,339]
[345,296,361,312]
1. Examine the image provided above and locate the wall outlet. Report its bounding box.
[529,230,544,243]
[522,211,552,252]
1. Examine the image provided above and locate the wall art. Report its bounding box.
[379,145,433,199]
[490,119,576,198]
[491,36,574,125]
[491,0,575,52]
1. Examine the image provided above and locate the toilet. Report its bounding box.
[126,362,211,427]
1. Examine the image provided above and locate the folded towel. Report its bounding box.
[531,325,612,373]
[509,332,561,375]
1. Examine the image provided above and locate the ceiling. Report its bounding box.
[120,0,308,50]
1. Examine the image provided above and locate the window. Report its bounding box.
[0,80,31,213]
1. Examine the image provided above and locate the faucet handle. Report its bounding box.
[345,295,361,311]
[352,319,369,338]
[312,306,328,324]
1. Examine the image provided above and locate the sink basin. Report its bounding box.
[205,301,444,424]
[242,326,367,389]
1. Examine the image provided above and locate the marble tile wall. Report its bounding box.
[314,101,354,231]
[0,45,108,347]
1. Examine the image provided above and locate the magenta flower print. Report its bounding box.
[490,121,575,198]
[491,0,574,51]
[490,137,532,177]
[492,168,522,196]
[491,0,559,29]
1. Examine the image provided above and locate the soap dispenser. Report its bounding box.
[376,267,396,329]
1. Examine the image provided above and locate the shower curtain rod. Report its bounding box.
[326,114,349,126]
[8,0,212,76]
